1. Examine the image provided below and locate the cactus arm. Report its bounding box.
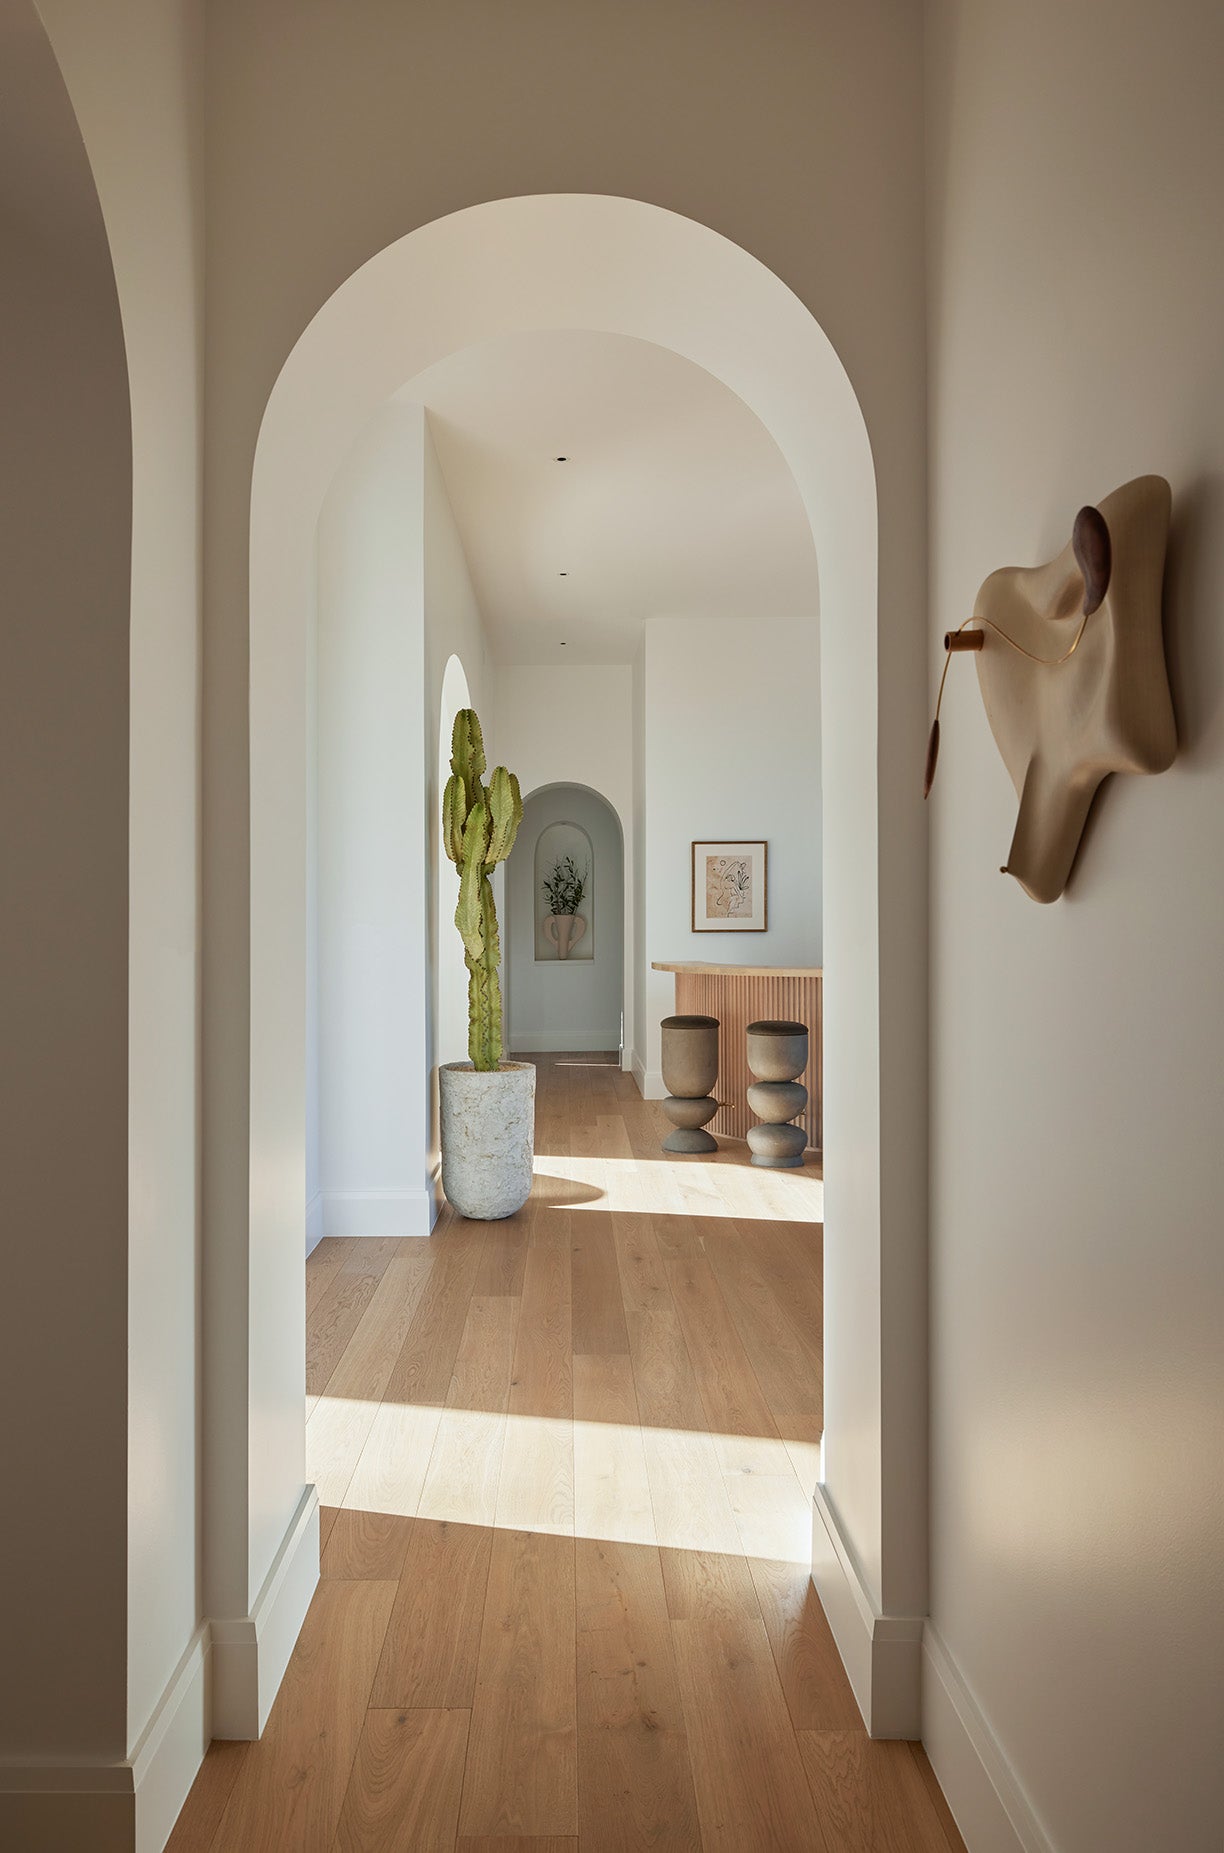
[442,771,467,866]
[486,765,522,866]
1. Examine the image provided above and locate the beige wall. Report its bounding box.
[0,0,132,1766]
[3,0,205,1837]
[926,2,1224,1845]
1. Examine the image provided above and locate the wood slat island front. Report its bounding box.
[652,961,823,1152]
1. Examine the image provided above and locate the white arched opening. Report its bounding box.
[244,193,922,1736]
[509,781,626,1057]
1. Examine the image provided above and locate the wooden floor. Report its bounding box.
[170,1053,964,1852]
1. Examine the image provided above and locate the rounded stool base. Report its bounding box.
[663,1127,719,1154]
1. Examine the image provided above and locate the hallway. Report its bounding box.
[171,1056,962,1851]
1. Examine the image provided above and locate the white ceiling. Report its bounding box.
[400,329,819,665]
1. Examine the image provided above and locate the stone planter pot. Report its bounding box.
[543,912,587,959]
[439,1061,535,1219]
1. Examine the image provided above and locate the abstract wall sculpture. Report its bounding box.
[925,476,1177,902]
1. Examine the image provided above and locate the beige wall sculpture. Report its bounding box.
[926,475,1177,902]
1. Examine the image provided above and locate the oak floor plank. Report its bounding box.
[417,1293,518,1528]
[371,1518,493,1710]
[671,1614,830,1853]
[625,1307,708,1434]
[659,1546,762,1625]
[306,1265,387,1399]
[319,1241,438,1404]
[165,1741,251,1852]
[702,1221,824,1426]
[798,1730,960,1853]
[665,1251,790,1476]
[573,1353,655,1548]
[319,1507,413,1582]
[306,1237,354,1319]
[610,1213,671,1315]
[381,1223,488,1408]
[305,1385,384,1510]
[460,1529,578,1839]
[575,1536,702,1850]
[339,1394,444,1521]
[749,1556,865,1732]
[571,1215,630,1356]
[332,1707,468,1852]
[511,1236,573,1419]
[457,1839,577,1851]
[209,1579,395,1853]
[474,1211,531,1296]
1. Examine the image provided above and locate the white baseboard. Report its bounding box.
[305,1192,324,1254]
[0,1624,210,1853]
[321,1188,433,1238]
[923,1625,1054,1853]
[0,1494,319,1850]
[631,1055,665,1100]
[211,1484,320,1739]
[810,1486,923,1738]
[509,1032,623,1052]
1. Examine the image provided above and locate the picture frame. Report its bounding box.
[691,840,768,932]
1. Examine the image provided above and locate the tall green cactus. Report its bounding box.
[442,709,523,1070]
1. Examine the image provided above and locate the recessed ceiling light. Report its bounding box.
[560,641,568,647]
[555,455,568,462]
[558,571,567,576]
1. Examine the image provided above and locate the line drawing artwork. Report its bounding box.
[706,854,753,917]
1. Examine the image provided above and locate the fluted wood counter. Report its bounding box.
[653,962,823,1151]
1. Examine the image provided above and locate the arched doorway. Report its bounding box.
[507,783,626,1059]
[240,193,923,1735]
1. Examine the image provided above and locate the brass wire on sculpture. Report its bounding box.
[924,504,1112,799]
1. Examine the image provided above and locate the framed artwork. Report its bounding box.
[691,840,768,932]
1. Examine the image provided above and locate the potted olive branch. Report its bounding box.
[438,708,535,1218]
[541,852,589,959]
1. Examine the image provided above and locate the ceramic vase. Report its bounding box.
[544,911,587,959]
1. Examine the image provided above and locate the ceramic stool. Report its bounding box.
[745,1018,808,1168]
[660,1014,720,1154]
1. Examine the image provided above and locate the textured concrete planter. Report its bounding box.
[439,1061,535,1219]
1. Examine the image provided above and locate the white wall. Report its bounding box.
[507,785,625,1053]
[315,403,430,1237]
[422,419,492,1179]
[312,406,493,1238]
[639,614,822,1089]
[496,663,635,1064]
[926,3,1224,1847]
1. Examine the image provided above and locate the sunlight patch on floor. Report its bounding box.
[307,1398,817,1564]
[530,1153,824,1222]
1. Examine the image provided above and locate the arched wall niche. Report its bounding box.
[533,820,596,961]
[245,192,924,1734]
